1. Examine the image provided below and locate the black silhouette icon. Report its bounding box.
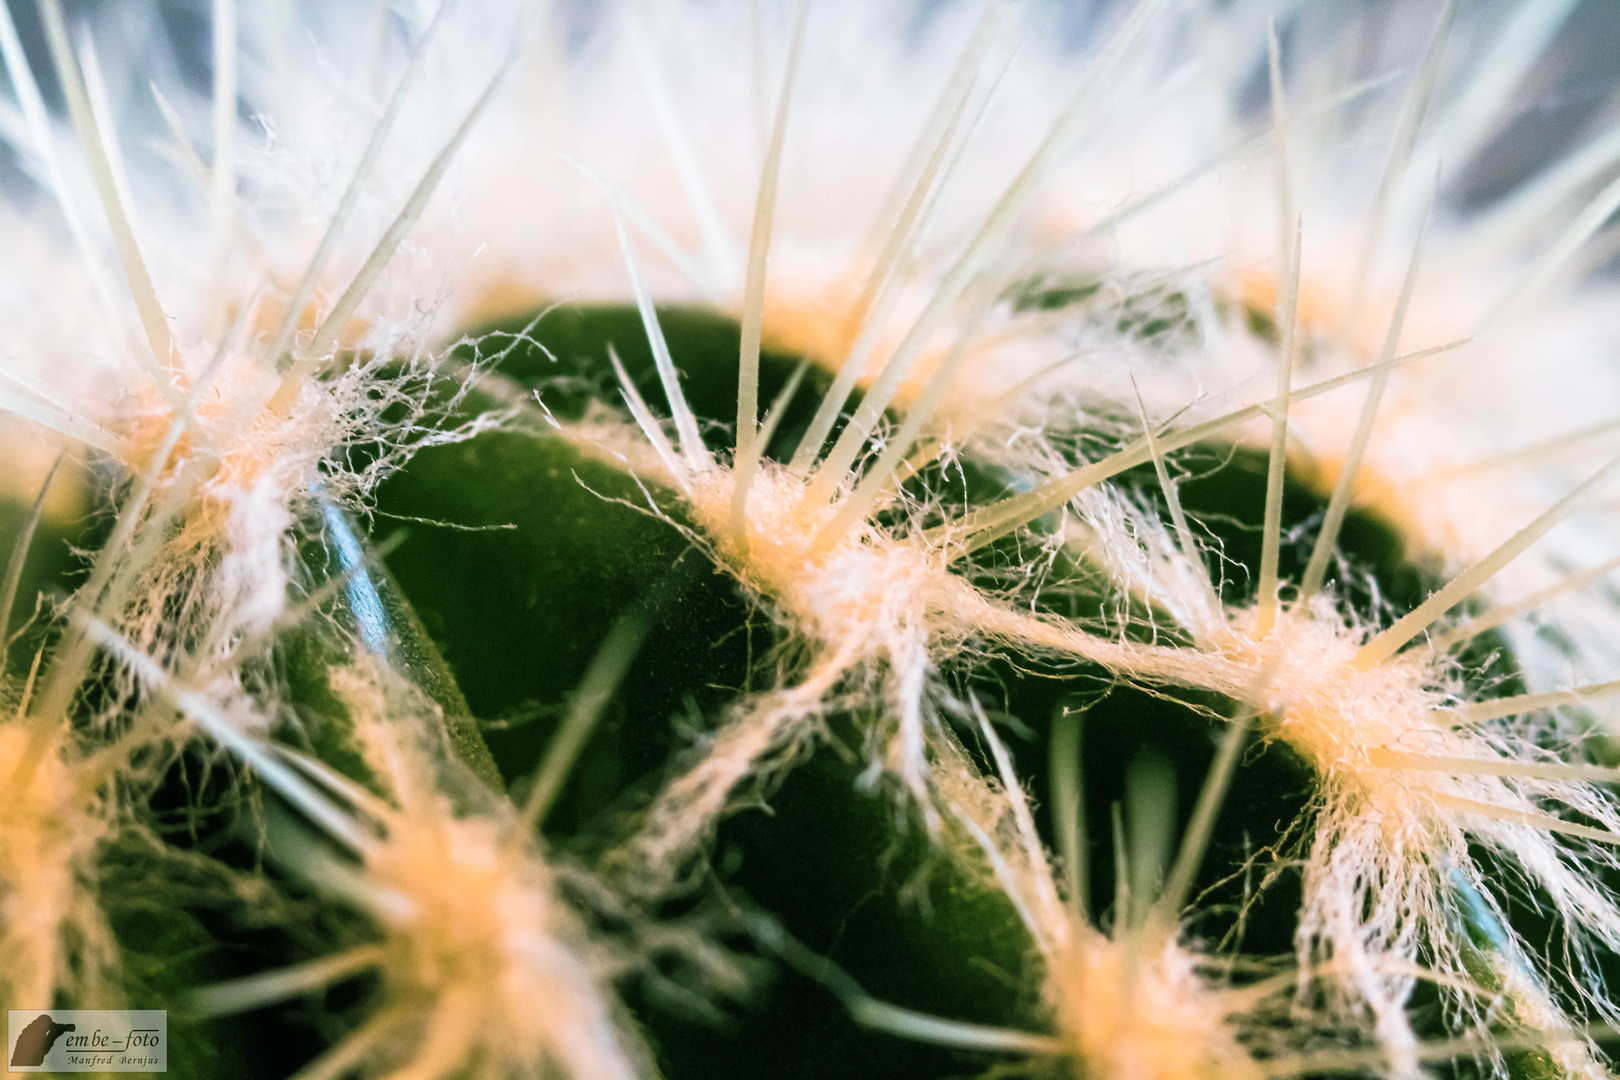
[10,1015,76,1067]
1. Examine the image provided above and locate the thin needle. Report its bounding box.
[1250,0,1298,643]
[519,611,650,833]
[731,0,809,546]
[260,0,456,372]
[1483,167,1620,333]
[1354,452,1620,669]
[1371,747,1620,784]
[1267,21,1294,293]
[1050,701,1089,922]
[608,346,687,485]
[1427,415,1620,481]
[1431,792,1620,848]
[936,338,1471,558]
[626,14,739,292]
[209,0,238,321]
[38,0,178,381]
[1444,679,1620,726]
[1300,187,1434,600]
[729,358,812,537]
[1340,0,1455,337]
[188,946,386,1018]
[1254,218,1301,638]
[0,453,64,665]
[1131,377,1219,635]
[80,616,375,856]
[784,26,1008,476]
[808,308,989,555]
[798,0,1172,507]
[594,182,711,472]
[269,47,514,413]
[1144,708,1253,941]
[0,0,122,344]
[1428,553,1620,654]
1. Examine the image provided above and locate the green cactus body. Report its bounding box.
[2,284,1602,1080]
[344,301,1582,1078]
[8,5,1620,1080]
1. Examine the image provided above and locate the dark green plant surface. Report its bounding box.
[3,303,1595,1080]
[363,304,1563,1078]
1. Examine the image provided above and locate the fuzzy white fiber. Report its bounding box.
[6,2,1620,1078]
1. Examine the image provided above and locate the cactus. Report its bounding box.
[5,2,1620,1079]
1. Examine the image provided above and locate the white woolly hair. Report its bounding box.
[244,661,654,1080]
[66,640,658,1080]
[0,718,118,1015]
[815,698,1403,1080]
[0,0,517,1018]
[464,0,1620,1065]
